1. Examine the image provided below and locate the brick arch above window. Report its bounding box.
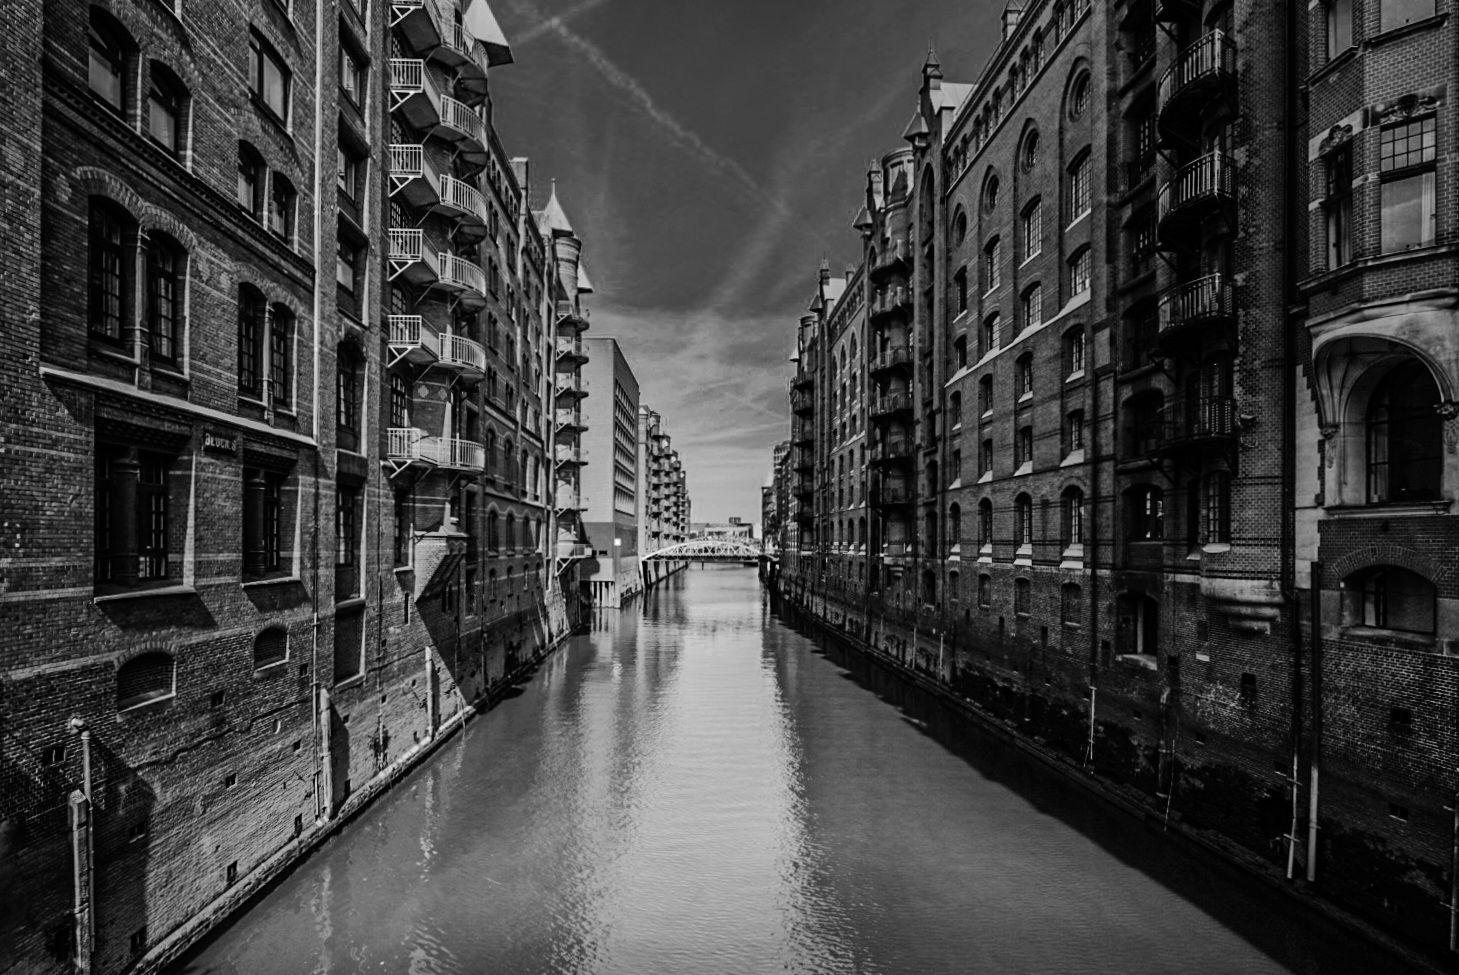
[1325,545,1446,592]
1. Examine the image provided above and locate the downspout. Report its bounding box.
[1307,562,1323,883]
[309,0,328,823]
[1282,0,1303,883]
[1086,310,1101,770]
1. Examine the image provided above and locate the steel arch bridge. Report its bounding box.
[640,539,766,563]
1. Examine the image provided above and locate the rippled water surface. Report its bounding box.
[179,567,1414,975]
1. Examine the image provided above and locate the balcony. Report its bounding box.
[1153,0,1199,23]
[555,335,590,366]
[791,372,814,392]
[1156,396,1238,456]
[389,0,444,53]
[877,482,914,506]
[1154,274,1235,355]
[870,286,910,321]
[389,59,441,129]
[555,445,586,467]
[870,346,912,376]
[869,392,912,420]
[386,428,445,469]
[554,489,585,513]
[440,438,486,471]
[556,540,589,559]
[550,305,589,342]
[388,144,440,207]
[794,450,814,473]
[433,18,488,101]
[790,389,815,416]
[1157,152,1235,248]
[870,438,915,466]
[387,314,440,367]
[435,175,488,237]
[388,229,439,285]
[438,96,488,163]
[1157,31,1237,147]
[794,478,814,501]
[871,236,910,279]
[554,374,588,400]
[436,333,487,381]
[434,253,488,307]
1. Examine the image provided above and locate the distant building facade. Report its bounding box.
[776,0,1459,958]
[579,337,641,608]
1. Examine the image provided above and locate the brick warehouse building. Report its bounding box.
[776,0,1459,960]
[0,0,595,972]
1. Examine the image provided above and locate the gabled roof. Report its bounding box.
[464,0,515,66]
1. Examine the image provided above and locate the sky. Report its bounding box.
[489,0,1005,525]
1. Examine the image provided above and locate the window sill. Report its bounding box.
[242,574,302,589]
[1115,653,1159,671]
[335,596,366,612]
[1340,625,1435,649]
[1201,542,1232,554]
[1307,45,1357,87]
[1366,13,1448,50]
[119,692,176,715]
[1325,500,1452,518]
[253,659,289,675]
[1014,462,1033,477]
[1061,448,1086,468]
[333,674,365,692]
[1066,369,1085,384]
[1298,243,1459,296]
[1018,391,1033,404]
[978,471,993,484]
[89,340,138,367]
[94,584,196,604]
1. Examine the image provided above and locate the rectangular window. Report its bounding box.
[1015,578,1031,615]
[393,489,411,566]
[981,439,994,475]
[336,238,358,292]
[1327,0,1353,57]
[984,238,1001,293]
[1204,472,1231,543]
[89,203,125,341]
[1069,155,1091,220]
[333,606,363,684]
[1070,249,1091,295]
[1017,426,1033,466]
[270,308,292,406]
[1378,118,1437,253]
[389,373,410,428]
[337,147,358,201]
[1325,146,1353,268]
[1022,286,1043,331]
[146,245,178,362]
[955,268,968,313]
[336,487,358,567]
[147,84,180,155]
[96,446,174,587]
[1067,410,1085,452]
[269,179,295,242]
[1021,201,1042,261]
[243,468,286,577]
[1380,0,1434,32]
[248,33,291,123]
[238,290,263,396]
[339,47,362,103]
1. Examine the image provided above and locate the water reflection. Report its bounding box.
[177,567,1416,975]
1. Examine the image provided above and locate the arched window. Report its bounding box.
[1068,71,1091,120]
[253,628,288,669]
[981,313,1000,356]
[1368,360,1442,503]
[950,391,963,426]
[1342,566,1435,635]
[952,206,968,245]
[1016,352,1034,397]
[858,516,867,548]
[1015,493,1033,547]
[978,573,992,608]
[922,569,937,606]
[1127,390,1165,459]
[145,234,183,362]
[147,62,187,157]
[1064,326,1086,377]
[505,513,516,552]
[983,236,1002,293]
[1021,129,1040,171]
[979,375,994,415]
[485,429,497,475]
[89,198,130,342]
[1021,198,1043,261]
[487,510,500,551]
[117,652,174,710]
[984,173,1001,213]
[88,8,130,113]
[1129,486,1164,540]
[1021,283,1043,331]
[1014,577,1031,615]
[979,498,994,547]
[948,503,962,548]
[1061,487,1084,547]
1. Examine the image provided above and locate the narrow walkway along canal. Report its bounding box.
[177,567,1417,975]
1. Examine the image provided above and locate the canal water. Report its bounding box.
[178,566,1415,975]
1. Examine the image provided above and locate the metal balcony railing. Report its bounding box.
[555,335,588,363]
[1158,152,1234,230]
[555,446,586,466]
[790,389,815,415]
[870,346,912,373]
[871,439,914,463]
[441,438,486,470]
[436,252,487,298]
[387,314,440,363]
[438,175,488,225]
[437,333,487,374]
[387,229,439,281]
[1156,273,1235,339]
[387,428,446,466]
[439,96,487,149]
[1157,30,1237,123]
[870,392,912,418]
[873,237,909,274]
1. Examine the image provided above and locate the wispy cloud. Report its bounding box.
[501,0,785,212]
[512,0,611,45]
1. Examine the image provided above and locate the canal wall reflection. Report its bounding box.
[175,567,1418,975]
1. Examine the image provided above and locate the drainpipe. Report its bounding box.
[1281,0,1303,886]
[1085,305,1101,770]
[308,0,328,825]
[1307,562,1323,883]
[68,718,94,972]
[69,718,92,802]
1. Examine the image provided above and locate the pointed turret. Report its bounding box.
[538,180,573,237]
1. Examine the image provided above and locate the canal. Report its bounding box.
[177,566,1416,975]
